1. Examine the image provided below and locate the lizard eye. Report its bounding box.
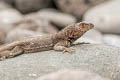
[69,37,74,40]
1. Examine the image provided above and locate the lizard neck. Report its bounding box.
[53,31,66,41]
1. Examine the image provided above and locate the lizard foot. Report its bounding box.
[9,46,24,58]
[0,46,23,61]
[63,47,75,53]
[0,51,10,61]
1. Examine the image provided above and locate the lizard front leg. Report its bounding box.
[0,46,24,60]
[53,41,75,53]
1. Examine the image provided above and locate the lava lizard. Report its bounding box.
[0,22,94,60]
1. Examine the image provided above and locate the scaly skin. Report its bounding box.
[0,22,94,60]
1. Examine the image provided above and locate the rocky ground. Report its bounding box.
[0,0,120,80]
[0,44,120,80]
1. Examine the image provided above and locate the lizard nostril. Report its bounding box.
[89,23,94,28]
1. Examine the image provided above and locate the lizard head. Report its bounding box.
[65,22,94,43]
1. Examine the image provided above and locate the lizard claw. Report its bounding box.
[63,48,75,53]
[72,42,90,46]
[0,55,6,61]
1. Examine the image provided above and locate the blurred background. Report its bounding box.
[0,0,120,48]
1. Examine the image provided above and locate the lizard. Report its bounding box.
[0,22,94,60]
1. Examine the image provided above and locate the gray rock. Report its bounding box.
[0,27,6,44]
[3,0,15,4]
[0,1,12,10]
[54,0,109,19]
[14,14,58,33]
[0,8,23,25]
[14,0,53,13]
[103,34,120,48]
[38,9,77,27]
[0,8,23,32]
[5,29,43,43]
[0,44,120,80]
[37,69,109,80]
[84,0,120,34]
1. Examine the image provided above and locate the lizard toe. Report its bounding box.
[63,48,75,53]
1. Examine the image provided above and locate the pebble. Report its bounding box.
[0,27,6,44]
[5,29,43,43]
[84,0,120,34]
[0,8,23,32]
[3,0,15,4]
[0,1,12,10]
[38,8,77,27]
[14,14,58,34]
[14,0,53,13]
[54,0,109,19]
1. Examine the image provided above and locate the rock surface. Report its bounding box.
[103,34,120,48]
[37,69,109,80]
[84,0,120,34]
[54,0,109,19]
[0,44,120,80]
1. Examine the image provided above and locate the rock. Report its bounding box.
[54,0,109,19]
[84,0,120,34]
[0,8,23,32]
[37,69,109,80]
[5,29,43,43]
[0,1,12,10]
[0,44,120,80]
[103,34,120,48]
[14,0,53,13]
[38,9,77,27]
[76,29,103,44]
[0,27,6,44]
[14,14,58,34]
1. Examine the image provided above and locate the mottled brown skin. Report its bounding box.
[0,22,94,60]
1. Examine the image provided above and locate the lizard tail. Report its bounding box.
[0,41,21,52]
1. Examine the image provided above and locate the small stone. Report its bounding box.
[0,8,23,32]
[0,27,6,44]
[37,69,109,80]
[84,0,120,34]
[38,8,77,27]
[103,34,120,48]
[3,0,15,4]
[14,14,58,34]
[14,0,53,13]
[5,29,43,43]
[0,1,12,10]
[54,0,109,19]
